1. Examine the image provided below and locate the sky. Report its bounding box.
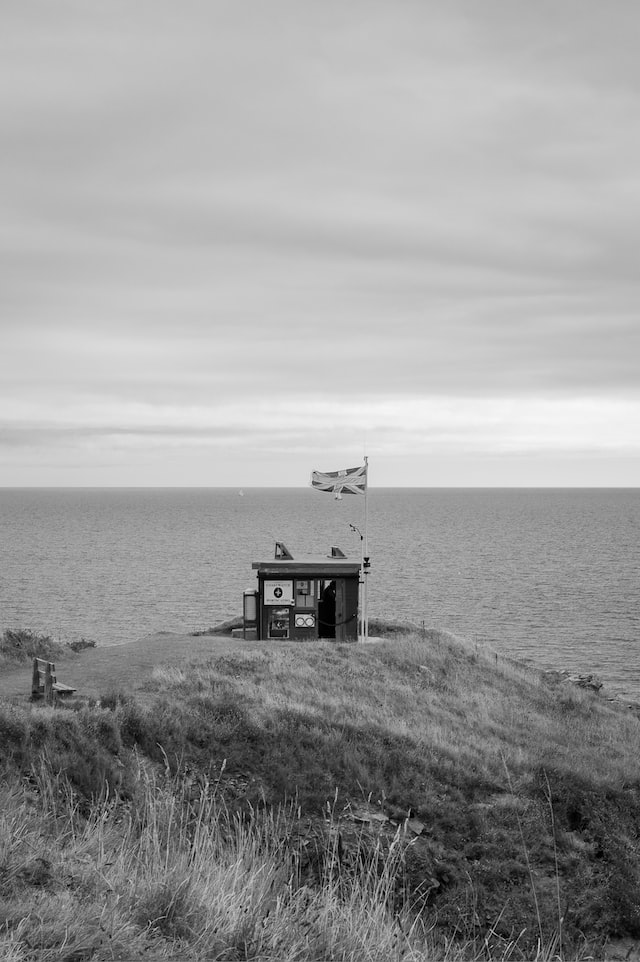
[2,1,639,487]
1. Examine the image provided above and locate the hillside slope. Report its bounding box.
[2,627,640,959]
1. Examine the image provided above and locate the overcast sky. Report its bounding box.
[2,1,639,487]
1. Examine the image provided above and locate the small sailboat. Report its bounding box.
[238,489,244,497]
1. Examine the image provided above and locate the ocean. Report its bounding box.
[1,487,638,700]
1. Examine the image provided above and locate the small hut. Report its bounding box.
[246,542,360,642]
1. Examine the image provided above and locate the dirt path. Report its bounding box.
[0,631,260,704]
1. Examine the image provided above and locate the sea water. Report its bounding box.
[1,488,638,699]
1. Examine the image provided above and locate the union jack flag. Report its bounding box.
[310,464,367,499]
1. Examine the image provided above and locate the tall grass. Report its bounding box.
[0,627,95,670]
[0,754,575,961]
[0,628,66,665]
[3,626,639,958]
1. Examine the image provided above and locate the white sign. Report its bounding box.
[264,580,294,605]
[295,613,316,628]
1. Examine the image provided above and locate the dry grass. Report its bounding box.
[146,629,640,792]
[0,756,576,962]
[2,626,640,957]
[0,628,68,667]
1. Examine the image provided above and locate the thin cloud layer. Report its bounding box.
[1,1,639,485]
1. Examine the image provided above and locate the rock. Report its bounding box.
[349,805,390,825]
[405,817,425,836]
[348,804,424,835]
[546,668,604,693]
[567,673,603,692]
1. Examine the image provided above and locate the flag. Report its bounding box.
[310,464,367,499]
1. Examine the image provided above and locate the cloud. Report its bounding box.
[3,394,639,459]
[1,1,639,484]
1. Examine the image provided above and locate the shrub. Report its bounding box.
[0,628,65,663]
[98,687,134,711]
[0,706,29,762]
[16,704,128,803]
[67,638,96,652]
[132,875,205,940]
[75,706,122,755]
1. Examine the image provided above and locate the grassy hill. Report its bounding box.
[2,625,640,960]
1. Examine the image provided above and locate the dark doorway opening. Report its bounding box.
[318,580,336,638]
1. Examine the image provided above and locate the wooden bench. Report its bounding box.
[31,658,76,704]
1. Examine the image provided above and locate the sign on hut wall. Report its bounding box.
[264,580,294,605]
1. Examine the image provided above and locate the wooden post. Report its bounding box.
[44,663,54,705]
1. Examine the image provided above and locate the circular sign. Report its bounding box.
[295,614,316,628]
[273,586,283,599]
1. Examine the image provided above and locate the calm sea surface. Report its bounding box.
[1,488,638,699]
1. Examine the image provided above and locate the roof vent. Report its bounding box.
[329,546,346,558]
[274,541,293,559]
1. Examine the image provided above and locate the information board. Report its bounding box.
[264,580,294,605]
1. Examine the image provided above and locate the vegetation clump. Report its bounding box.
[0,628,95,665]
[2,626,640,959]
[0,628,66,663]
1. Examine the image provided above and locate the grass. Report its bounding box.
[2,625,640,958]
[0,753,572,962]
[0,628,95,669]
[0,628,68,665]
[0,757,441,961]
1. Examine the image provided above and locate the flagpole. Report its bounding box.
[359,530,365,644]
[349,521,365,643]
[310,460,368,642]
[363,456,369,642]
